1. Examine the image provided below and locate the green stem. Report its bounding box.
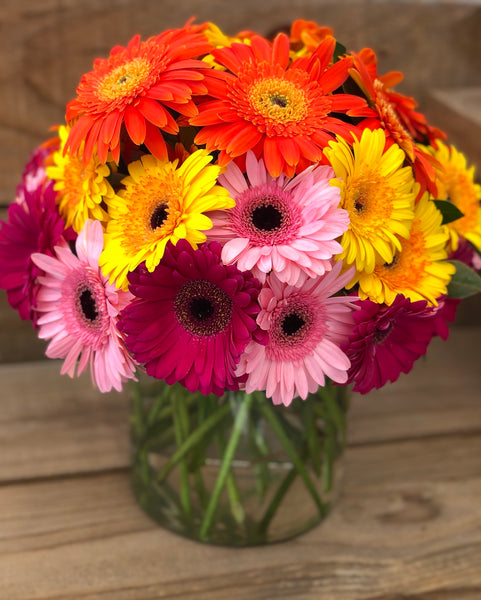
[214,428,245,526]
[172,393,192,520]
[258,467,298,535]
[199,393,253,541]
[258,397,327,517]
[156,402,231,482]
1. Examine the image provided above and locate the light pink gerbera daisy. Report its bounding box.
[206,151,349,286]
[237,260,357,406]
[31,219,137,392]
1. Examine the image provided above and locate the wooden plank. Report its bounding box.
[0,291,49,363]
[1,328,480,482]
[0,361,130,481]
[0,433,480,599]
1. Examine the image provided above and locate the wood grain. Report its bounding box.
[0,440,479,599]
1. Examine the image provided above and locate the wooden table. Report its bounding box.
[0,325,480,599]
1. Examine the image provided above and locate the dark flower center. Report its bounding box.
[270,94,288,108]
[189,297,214,321]
[251,201,283,232]
[275,303,313,346]
[354,196,366,213]
[79,288,98,322]
[282,312,305,336]
[150,203,169,230]
[373,325,391,344]
[175,280,233,337]
[383,254,399,269]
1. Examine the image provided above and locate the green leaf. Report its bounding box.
[433,200,464,225]
[447,260,481,298]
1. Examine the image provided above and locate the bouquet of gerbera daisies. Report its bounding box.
[1,19,480,545]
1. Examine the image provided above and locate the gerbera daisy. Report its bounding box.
[65,26,211,165]
[349,48,443,197]
[426,141,481,253]
[119,239,266,396]
[289,19,334,57]
[31,220,136,392]
[207,150,349,285]
[100,149,234,289]
[324,127,416,274]
[192,32,373,178]
[342,295,440,394]
[355,195,455,306]
[47,125,113,233]
[237,260,358,406]
[0,180,74,326]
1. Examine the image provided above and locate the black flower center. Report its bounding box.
[251,202,283,231]
[189,297,215,321]
[354,196,365,213]
[150,203,169,230]
[281,312,306,336]
[80,289,98,322]
[175,280,233,337]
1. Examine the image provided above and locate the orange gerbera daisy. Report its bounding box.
[289,19,334,56]
[192,33,373,178]
[349,48,444,197]
[65,25,211,165]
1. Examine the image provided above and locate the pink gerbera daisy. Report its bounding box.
[31,219,136,392]
[0,180,74,326]
[342,294,440,394]
[207,151,349,286]
[237,260,357,406]
[119,239,267,396]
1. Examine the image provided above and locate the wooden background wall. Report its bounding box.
[1,0,480,361]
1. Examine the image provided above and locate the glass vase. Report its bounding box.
[130,374,349,546]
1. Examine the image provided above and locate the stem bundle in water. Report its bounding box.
[130,377,349,546]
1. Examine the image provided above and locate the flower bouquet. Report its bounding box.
[1,19,481,546]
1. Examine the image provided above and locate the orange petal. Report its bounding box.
[124,106,146,146]
[263,137,284,177]
[137,97,168,128]
[144,122,168,161]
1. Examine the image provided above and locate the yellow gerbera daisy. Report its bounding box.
[100,149,234,289]
[355,195,455,306]
[324,128,416,275]
[46,125,113,233]
[425,141,481,252]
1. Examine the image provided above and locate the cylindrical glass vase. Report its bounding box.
[130,375,349,546]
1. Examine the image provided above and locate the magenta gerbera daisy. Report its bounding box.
[119,239,266,396]
[342,294,440,394]
[237,260,358,406]
[0,180,74,326]
[31,219,136,392]
[207,151,349,286]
